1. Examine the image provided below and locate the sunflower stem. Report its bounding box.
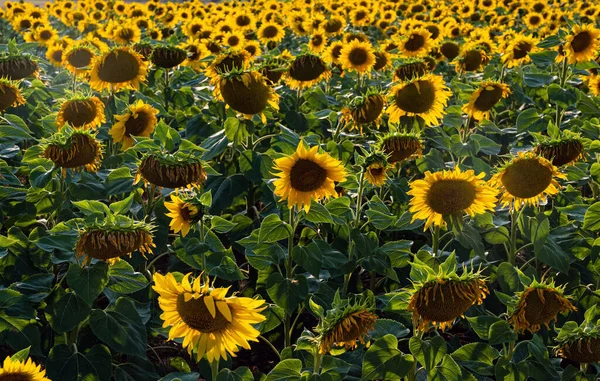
[284,207,297,348]
[210,359,219,381]
[259,335,281,360]
[164,69,170,112]
[507,208,519,266]
[431,225,441,257]
[559,56,569,88]
[296,88,303,111]
[313,349,322,374]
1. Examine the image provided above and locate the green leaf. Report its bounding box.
[72,200,111,216]
[325,197,352,225]
[583,202,600,231]
[0,114,33,142]
[488,320,518,346]
[200,190,212,207]
[429,355,462,381]
[265,359,303,381]
[46,344,111,381]
[304,201,333,224]
[110,193,136,214]
[409,336,446,372]
[259,214,292,243]
[516,108,540,132]
[105,167,135,196]
[211,216,237,234]
[266,272,308,313]
[361,334,414,380]
[106,261,149,294]
[10,346,31,362]
[67,262,109,305]
[293,245,322,277]
[216,367,254,381]
[466,316,504,340]
[224,117,249,143]
[452,343,499,376]
[160,373,200,381]
[46,291,91,333]
[208,174,248,213]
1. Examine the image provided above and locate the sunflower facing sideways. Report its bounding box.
[137,151,208,190]
[0,78,26,112]
[342,91,386,132]
[563,24,600,64]
[0,356,50,381]
[153,272,267,363]
[272,141,347,213]
[165,193,199,237]
[56,95,106,130]
[364,152,390,187]
[490,151,566,211]
[89,46,148,92]
[408,166,498,230]
[533,131,585,167]
[463,81,511,120]
[109,100,159,150]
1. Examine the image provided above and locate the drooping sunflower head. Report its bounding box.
[555,311,600,364]
[509,279,576,333]
[0,78,26,113]
[75,215,155,265]
[137,151,208,190]
[462,81,511,121]
[0,355,50,381]
[393,58,429,82]
[364,152,390,187]
[56,94,106,130]
[339,39,376,74]
[259,52,292,85]
[109,100,159,150]
[387,73,452,127]
[42,127,103,173]
[408,254,489,331]
[153,272,266,363]
[408,165,498,230]
[206,50,252,81]
[164,192,199,237]
[285,54,331,90]
[533,132,585,167]
[151,45,188,69]
[489,151,566,211]
[0,54,39,80]
[438,39,461,60]
[63,43,97,76]
[456,44,490,73]
[564,24,600,64]
[378,130,423,164]
[342,90,386,132]
[89,46,148,92]
[133,42,155,61]
[315,291,378,354]
[272,141,347,213]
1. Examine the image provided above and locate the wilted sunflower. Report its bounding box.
[339,39,376,74]
[272,141,347,213]
[75,216,155,265]
[0,55,39,80]
[399,29,432,57]
[408,166,498,230]
[364,152,390,187]
[0,78,26,112]
[109,100,159,150]
[439,40,461,61]
[387,73,452,126]
[463,81,511,120]
[153,272,266,363]
[490,151,566,211]
[0,356,50,381]
[393,59,429,81]
[151,46,188,69]
[564,24,600,64]
[137,152,208,189]
[56,95,106,130]
[286,54,331,90]
[533,134,585,167]
[89,46,148,92]
[378,131,423,164]
[206,51,252,81]
[342,91,385,132]
[165,194,198,237]
[215,70,279,123]
[555,320,600,364]
[408,255,489,331]
[509,280,576,333]
[42,127,103,173]
[315,292,378,354]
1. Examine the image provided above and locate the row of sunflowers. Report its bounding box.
[1,0,600,379]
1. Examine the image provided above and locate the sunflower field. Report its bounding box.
[2,0,600,380]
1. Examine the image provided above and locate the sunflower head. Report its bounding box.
[399,28,432,57]
[378,130,423,164]
[555,306,600,364]
[63,44,97,76]
[41,127,103,173]
[364,152,390,187]
[151,45,188,69]
[408,253,489,331]
[315,291,378,354]
[56,94,106,130]
[165,192,200,237]
[339,39,376,74]
[137,151,208,190]
[508,279,576,333]
[393,59,429,82]
[89,46,148,92]
[0,54,39,80]
[153,272,267,363]
[0,78,26,112]
[207,50,252,80]
[462,81,511,121]
[533,131,585,167]
[490,151,566,211]
[0,355,50,381]
[286,54,331,90]
[75,215,155,265]
[342,90,386,130]
[457,44,490,72]
[133,42,155,61]
[564,24,600,64]
[109,100,159,150]
[373,50,393,71]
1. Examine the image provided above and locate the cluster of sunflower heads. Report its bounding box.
[312,290,378,355]
[408,253,489,332]
[555,305,600,364]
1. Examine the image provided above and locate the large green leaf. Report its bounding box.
[362,334,414,380]
[46,344,111,381]
[67,262,109,305]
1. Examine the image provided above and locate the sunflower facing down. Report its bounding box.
[89,46,148,92]
[364,152,390,187]
[564,24,600,64]
[285,54,331,90]
[387,73,452,127]
[165,194,199,237]
[42,128,103,173]
[490,151,566,211]
[463,81,511,120]
[56,96,106,130]
[0,78,26,112]
[109,100,159,150]
[533,134,585,167]
[408,166,498,230]
[0,356,50,381]
[555,319,600,364]
[339,39,376,74]
[379,131,423,164]
[153,272,267,363]
[272,142,347,213]
[0,55,39,80]
[137,152,208,190]
[342,92,386,132]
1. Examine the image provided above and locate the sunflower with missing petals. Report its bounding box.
[137,151,208,190]
[165,193,199,237]
[555,315,600,364]
[0,356,50,381]
[342,90,385,132]
[0,78,26,112]
[378,131,423,164]
[109,100,159,150]
[387,73,452,126]
[564,24,600,64]
[0,55,39,81]
[285,54,331,90]
[463,81,511,120]
[490,151,566,211]
[339,39,376,74]
[89,46,148,92]
[153,272,267,363]
[533,132,585,167]
[56,95,106,130]
[272,142,347,213]
[408,166,498,230]
[42,127,103,174]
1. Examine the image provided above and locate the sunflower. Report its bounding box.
[502,35,538,68]
[509,280,576,333]
[89,46,148,92]
[222,31,246,50]
[439,40,461,61]
[75,216,155,265]
[463,81,511,120]
[151,46,187,69]
[490,151,566,211]
[63,45,96,77]
[342,92,385,131]
[364,152,390,187]
[555,321,600,364]
[272,141,347,213]
[165,194,199,237]
[0,78,26,112]
[153,272,266,363]
[308,32,328,54]
[180,40,209,70]
[285,54,331,90]
[379,131,423,164]
[315,292,378,354]
[56,96,106,130]
[393,59,429,81]
[109,100,159,150]
[137,152,208,189]
[206,51,252,81]
[46,44,65,66]
[563,24,600,64]
[42,128,103,173]
[215,70,279,123]
[257,22,286,44]
[0,55,39,80]
[339,39,376,74]
[0,356,50,381]
[399,29,432,58]
[408,166,498,230]
[533,134,585,167]
[113,24,141,45]
[387,73,452,126]
[320,15,345,36]
[323,41,345,66]
[589,75,600,96]
[456,44,490,73]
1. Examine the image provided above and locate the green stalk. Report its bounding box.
[210,359,219,381]
[344,170,366,296]
[431,225,441,257]
[507,208,519,266]
[164,69,170,112]
[313,350,322,374]
[284,208,297,348]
